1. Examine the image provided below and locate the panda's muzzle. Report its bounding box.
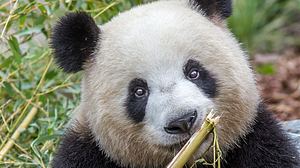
[164,111,197,134]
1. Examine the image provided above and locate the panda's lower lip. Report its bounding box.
[168,137,190,147]
[168,140,189,150]
[167,128,200,147]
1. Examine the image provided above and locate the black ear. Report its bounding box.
[50,12,100,73]
[191,0,232,19]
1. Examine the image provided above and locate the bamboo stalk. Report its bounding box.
[93,1,120,19]
[0,105,39,161]
[167,112,219,168]
[0,57,52,150]
[1,0,19,38]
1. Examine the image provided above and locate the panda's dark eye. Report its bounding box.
[183,59,218,98]
[188,69,200,80]
[126,78,149,123]
[134,87,147,98]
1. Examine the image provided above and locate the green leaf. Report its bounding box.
[19,15,27,29]
[7,36,22,63]
[256,63,276,75]
[3,81,15,97]
[16,26,43,36]
[1,56,13,68]
[38,4,47,14]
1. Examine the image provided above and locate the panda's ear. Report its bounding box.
[190,0,232,19]
[50,12,100,73]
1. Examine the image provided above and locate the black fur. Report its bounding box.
[51,123,123,168]
[125,78,149,123]
[52,104,299,168]
[184,59,218,98]
[50,12,100,73]
[219,104,300,168]
[191,0,232,19]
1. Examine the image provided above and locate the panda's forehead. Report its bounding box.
[100,3,225,60]
[96,0,247,85]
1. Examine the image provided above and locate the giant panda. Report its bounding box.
[50,0,300,167]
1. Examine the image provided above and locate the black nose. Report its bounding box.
[164,111,197,134]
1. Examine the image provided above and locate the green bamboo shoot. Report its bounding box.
[167,111,220,168]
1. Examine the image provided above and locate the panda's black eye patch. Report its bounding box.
[125,78,149,123]
[184,59,218,98]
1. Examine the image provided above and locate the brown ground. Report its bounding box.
[255,49,300,121]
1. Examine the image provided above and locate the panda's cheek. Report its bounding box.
[144,95,167,128]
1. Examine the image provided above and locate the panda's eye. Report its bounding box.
[188,69,200,80]
[134,87,147,98]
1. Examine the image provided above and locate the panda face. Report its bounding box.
[124,58,216,146]
[51,0,260,167]
[81,2,259,165]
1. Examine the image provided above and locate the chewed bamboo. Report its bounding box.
[167,111,220,168]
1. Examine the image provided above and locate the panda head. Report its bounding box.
[51,0,259,167]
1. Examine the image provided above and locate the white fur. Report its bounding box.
[73,0,260,167]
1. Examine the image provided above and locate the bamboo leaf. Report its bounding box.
[7,36,22,63]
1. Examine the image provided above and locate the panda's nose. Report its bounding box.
[164,111,197,134]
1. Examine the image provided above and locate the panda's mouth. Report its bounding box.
[166,136,191,149]
[151,116,205,149]
[165,121,203,149]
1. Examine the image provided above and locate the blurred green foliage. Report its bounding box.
[229,0,300,55]
[256,63,276,75]
[0,0,299,167]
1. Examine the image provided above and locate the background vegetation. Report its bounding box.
[228,0,300,54]
[0,0,299,167]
